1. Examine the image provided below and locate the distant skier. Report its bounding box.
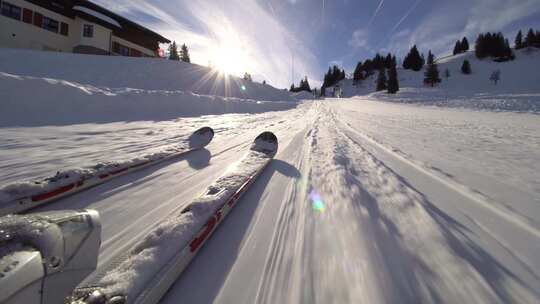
[490,70,501,85]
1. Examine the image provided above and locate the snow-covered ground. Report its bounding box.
[1,48,539,303]
[1,100,537,303]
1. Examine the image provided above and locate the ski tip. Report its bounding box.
[251,131,278,156]
[189,127,214,149]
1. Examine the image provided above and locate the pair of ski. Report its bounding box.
[0,128,218,216]
[25,128,277,304]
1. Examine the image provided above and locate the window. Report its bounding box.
[1,2,21,20]
[112,42,130,56]
[43,16,59,33]
[130,49,142,57]
[22,8,32,24]
[60,22,68,36]
[83,24,93,38]
[33,12,43,27]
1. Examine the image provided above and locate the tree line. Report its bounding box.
[290,76,312,93]
[515,28,540,50]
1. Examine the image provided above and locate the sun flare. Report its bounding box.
[209,27,253,77]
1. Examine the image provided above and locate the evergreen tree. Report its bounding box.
[515,30,523,49]
[387,63,399,94]
[461,37,469,51]
[453,40,462,55]
[424,51,441,87]
[402,45,423,71]
[385,53,393,68]
[290,84,295,92]
[534,31,540,48]
[180,44,190,63]
[525,28,535,47]
[168,41,179,60]
[376,67,387,91]
[461,59,471,74]
[353,61,364,84]
[503,39,514,60]
[302,76,312,92]
[243,72,252,82]
[475,33,487,58]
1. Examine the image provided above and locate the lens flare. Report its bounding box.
[309,190,325,212]
[241,85,247,91]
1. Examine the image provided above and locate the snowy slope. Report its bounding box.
[339,48,540,111]
[0,49,292,101]
[0,49,298,126]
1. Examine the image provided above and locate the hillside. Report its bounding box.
[0,49,292,101]
[0,49,296,126]
[338,48,540,112]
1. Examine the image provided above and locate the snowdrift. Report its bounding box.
[337,48,540,112]
[0,49,297,126]
[0,72,295,126]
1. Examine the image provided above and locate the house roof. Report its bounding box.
[74,1,170,43]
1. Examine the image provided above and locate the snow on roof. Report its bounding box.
[73,6,122,28]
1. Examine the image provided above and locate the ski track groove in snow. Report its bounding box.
[338,114,540,238]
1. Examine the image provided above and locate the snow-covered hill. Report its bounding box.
[0,49,296,126]
[0,49,292,101]
[338,48,540,112]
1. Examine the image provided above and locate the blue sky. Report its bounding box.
[93,0,540,88]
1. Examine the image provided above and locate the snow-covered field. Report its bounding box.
[1,48,539,303]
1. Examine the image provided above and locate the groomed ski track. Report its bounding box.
[19,100,540,303]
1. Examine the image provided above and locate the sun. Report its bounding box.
[209,28,253,77]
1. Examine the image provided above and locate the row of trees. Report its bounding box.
[375,62,399,94]
[515,28,540,49]
[168,41,191,62]
[475,32,514,61]
[322,65,346,89]
[353,53,397,82]
[290,76,312,93]
[453,37,470,55]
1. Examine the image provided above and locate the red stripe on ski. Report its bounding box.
[228,176,255,207]
[31,183,75,202]
[189,215,218,252]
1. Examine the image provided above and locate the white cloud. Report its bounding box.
[349,29,370,49]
